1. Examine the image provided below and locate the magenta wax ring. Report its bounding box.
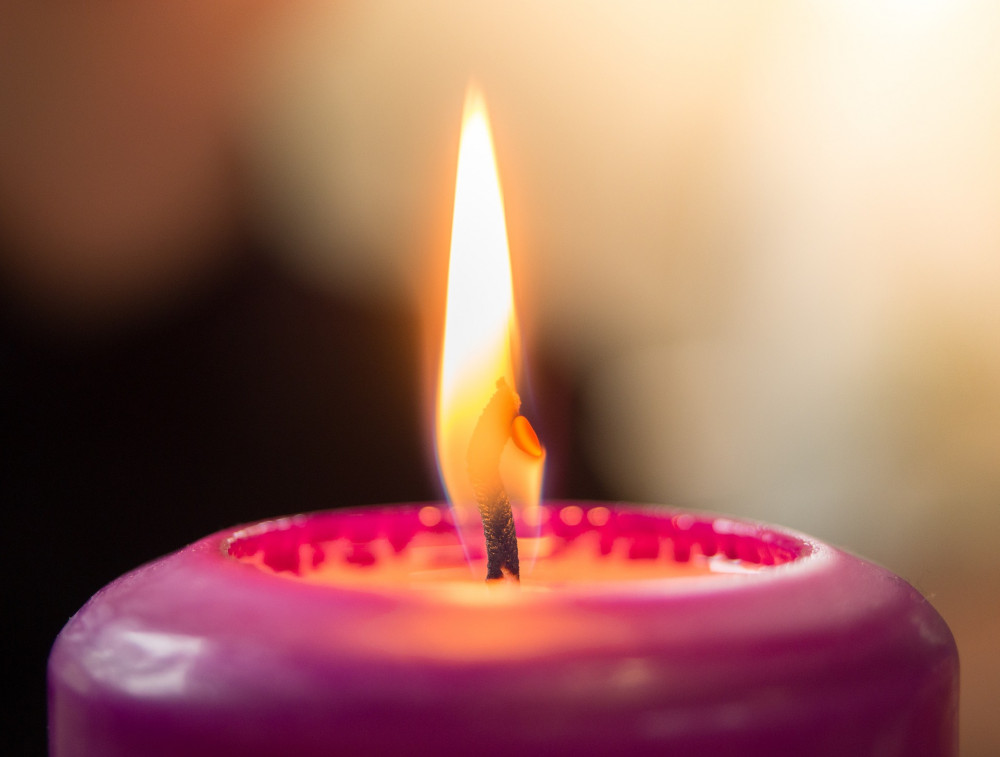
[225,504,808,589]
[48,502,958,757]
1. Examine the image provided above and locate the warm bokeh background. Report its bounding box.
[2,2,996,754]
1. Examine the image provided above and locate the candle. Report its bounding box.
[49,503,957,756]
[48,85,958,754]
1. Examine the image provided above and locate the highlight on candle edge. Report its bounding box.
[434,83,546,580]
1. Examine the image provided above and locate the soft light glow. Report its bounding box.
[435,84,544,561]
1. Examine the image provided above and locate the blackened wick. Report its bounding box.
[467,378,521,582]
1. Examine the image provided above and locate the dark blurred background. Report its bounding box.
[2,2,998,755]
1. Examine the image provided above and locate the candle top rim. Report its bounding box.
[220,501,829,602]
[52,499,955,681]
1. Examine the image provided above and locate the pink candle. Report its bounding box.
[48,85,957,755]
[49,501,957,756]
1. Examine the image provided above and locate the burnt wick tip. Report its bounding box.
[468,378,522,582]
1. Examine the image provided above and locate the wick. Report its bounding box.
[467,378,523,583]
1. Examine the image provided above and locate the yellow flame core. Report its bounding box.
[436,86,542,534]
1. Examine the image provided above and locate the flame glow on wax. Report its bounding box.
[435,84,545,569]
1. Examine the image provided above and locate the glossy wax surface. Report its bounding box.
[48,502,958,756]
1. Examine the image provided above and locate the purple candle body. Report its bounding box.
[48,502,958,756]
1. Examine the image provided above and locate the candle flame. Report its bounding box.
[435,84,544,568]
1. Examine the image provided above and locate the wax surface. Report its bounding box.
[48,502,958,756]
